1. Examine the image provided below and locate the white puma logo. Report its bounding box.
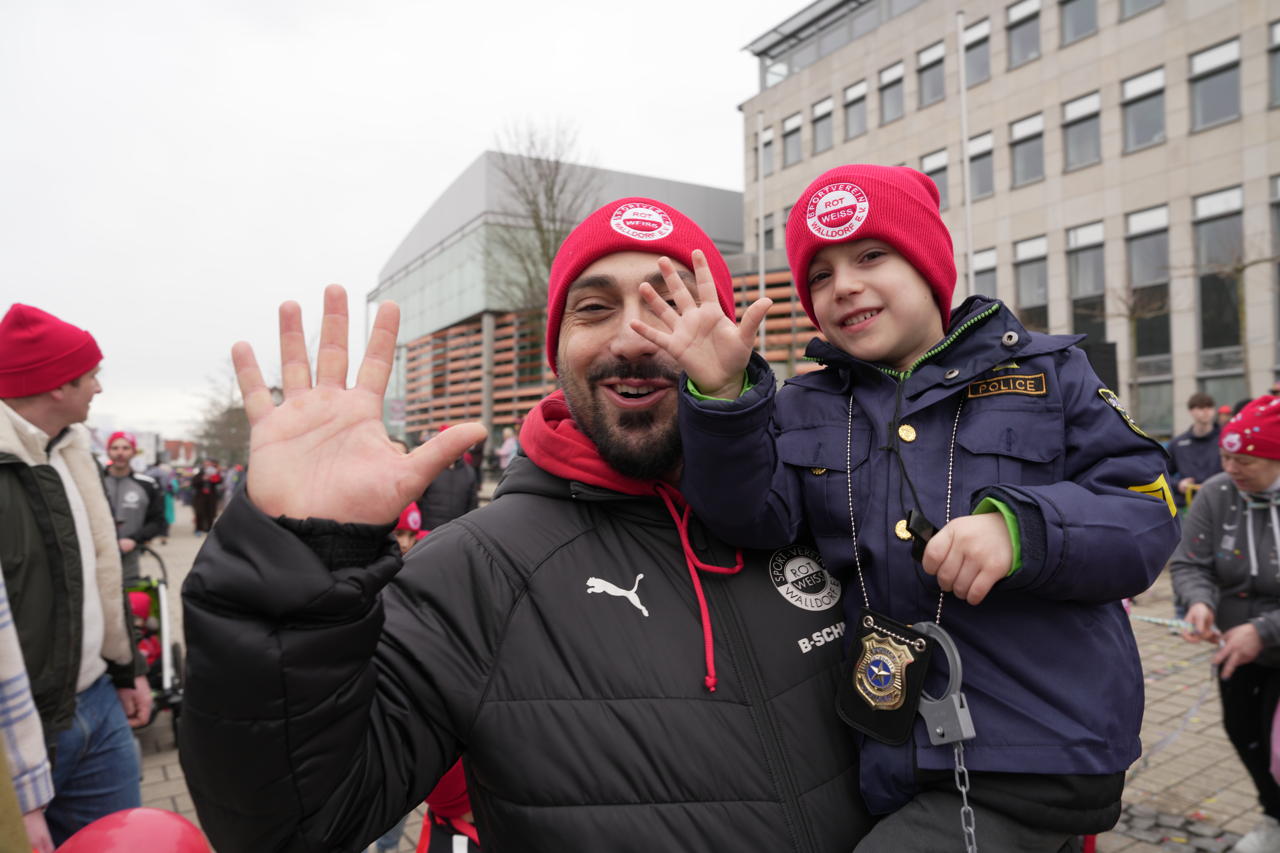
[585,574,649,617]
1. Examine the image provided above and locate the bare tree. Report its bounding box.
[488,121,603,313]
[192,359,261,467]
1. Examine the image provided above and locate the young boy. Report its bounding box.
[633,164,1181,850]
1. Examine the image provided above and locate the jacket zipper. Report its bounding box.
[704,579,814,853]
[879,302,1003,381]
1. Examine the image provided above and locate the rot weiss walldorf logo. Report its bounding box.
[805,182,870,241]
[610,203,674,241]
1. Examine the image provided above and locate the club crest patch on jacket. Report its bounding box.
[769,545,841,611]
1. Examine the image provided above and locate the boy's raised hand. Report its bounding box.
[631,250,772,401]
[232,285,487,524]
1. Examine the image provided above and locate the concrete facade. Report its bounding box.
[738,0,1280,437]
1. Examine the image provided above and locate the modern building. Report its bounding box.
[372,151,743,443]
[737,0,1279,437]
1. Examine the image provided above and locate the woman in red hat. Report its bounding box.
[1172,395,1280,853]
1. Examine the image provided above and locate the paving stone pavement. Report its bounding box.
[138,501,1259,852]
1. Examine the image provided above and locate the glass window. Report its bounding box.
[1271,22,1280,108]
[1136,382,1173,438]
[844,81,867,140]
[1062,92,1101,171]
[782,113,802,168]
[880,62,905,125]
[918,42,945,108]
[1127,205,1170,358]
[812,98,833,154]
[974,269,996,296]
[1016,259,1048,332]
[1192,202,1244,348]
[1190,40,1241,131]
[969,132,994,199]
[1196,212,1243,350]
[1121,0,1162,19]
[1010,114,1044,187]
[1201,376,1247,411]
[1122,68,1164,152]
[1069,223,1104,341]
[1060,0,1096,46]
[1007,0,1041,68]
[964,20,991,87]
[762,129,775,176]
[763,214,775,252]
[922,149,948,210]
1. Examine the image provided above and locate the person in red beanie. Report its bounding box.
[178,197,874,852]
[644,163,1181,850]
[0,303,150,849]
[103,431,166,584]
[1172,395,1280,853]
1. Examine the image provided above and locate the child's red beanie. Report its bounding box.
[544,198,736,374]
[785,165,956,331]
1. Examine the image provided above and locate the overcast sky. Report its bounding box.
[0,0,786,442]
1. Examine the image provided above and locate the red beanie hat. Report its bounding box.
[544,197,736,373]
[1220,396,1280,460]
[0,303,103,397]
[785,164,956,332]
[395,504,427,539]
[108,431,137,449]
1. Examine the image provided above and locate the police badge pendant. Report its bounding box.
[837,608,934,745]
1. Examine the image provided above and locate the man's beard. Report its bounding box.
[562,359,682,481]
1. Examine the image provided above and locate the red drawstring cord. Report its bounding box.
[655,484,743,692]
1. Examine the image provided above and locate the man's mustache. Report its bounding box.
[587,360,680,385]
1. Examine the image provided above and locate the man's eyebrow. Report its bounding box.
[566,274,616,296]
[645,269,695,290]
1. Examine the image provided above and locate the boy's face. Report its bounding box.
[394,529,418,555]
[807,239,944,371]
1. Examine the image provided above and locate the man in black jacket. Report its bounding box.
[1167,391,1222,510]
[179,199,871,852]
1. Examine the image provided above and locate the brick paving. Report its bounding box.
[138,500,1259,852]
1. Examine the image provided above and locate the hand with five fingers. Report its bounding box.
[629,250,773,401]
[232,285,487,525]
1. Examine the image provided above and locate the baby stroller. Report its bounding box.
[127,545,184,736]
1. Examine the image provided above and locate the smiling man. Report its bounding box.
[178,198,871,852]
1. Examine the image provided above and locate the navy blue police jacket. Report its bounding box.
[677,295,1181,816]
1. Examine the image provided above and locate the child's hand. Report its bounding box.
[920,514,1013,605]
[631,250,772,400]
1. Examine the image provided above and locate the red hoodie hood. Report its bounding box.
[519,390,742,691]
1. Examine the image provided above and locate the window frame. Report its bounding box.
[844,81,868,140]
[1121,67,1165,153]
[1125,205,1171,359]
[1059,0,1097,47]
[917,41,946,109]
[1014,235,1050,332]
[879,61,905,126]
[968,132,995,200]
[1007,0,1042,70]
[921,149,949,210]
[963,19,991,87]
[1189,39,1242,132]
[1061,91,1101,172]
[781,112,803,168]
[811,97,834,155]
[1009,113,1045,188]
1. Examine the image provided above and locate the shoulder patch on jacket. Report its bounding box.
[1128,474,1177,517]
[1098,388,1153,441]
[967,372,1046,398]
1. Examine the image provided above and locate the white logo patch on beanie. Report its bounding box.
[1223,431,1242,453]
[805,182,870,241]
[610,203,674,241]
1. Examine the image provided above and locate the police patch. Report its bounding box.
[768,545,841,612]
[1098,387,1154,441]
[967,372,1047,398]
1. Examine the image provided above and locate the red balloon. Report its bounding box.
[56,808,210,853]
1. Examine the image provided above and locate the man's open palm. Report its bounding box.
[232,285,486,524]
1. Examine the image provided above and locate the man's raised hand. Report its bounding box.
[232,285,486,524]
[631,250,771,401]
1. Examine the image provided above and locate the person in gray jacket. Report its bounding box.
[1171,395,1280,853]
[102,431,166,584]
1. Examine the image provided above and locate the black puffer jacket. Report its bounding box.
[179,453,870,852]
